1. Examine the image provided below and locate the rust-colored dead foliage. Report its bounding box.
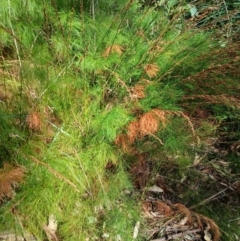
[129,79,152,100]
[0,163,24,201]
[127,120,140,143]
[144,64,159,78]
[202,215,221,241]
[155,201,174,216]
[26,107,61,143]
[127,109,167,142]
[129,84,145,100]
[174,203,193,225]
[143,200,174,217]
[26,111,42,132]
[114,134,130,152]
[139,111,159,136]
[139,109,167,137]
[103,44,124,57]
[115,109,168,151]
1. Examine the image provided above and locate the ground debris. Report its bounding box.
[141,198,220,241]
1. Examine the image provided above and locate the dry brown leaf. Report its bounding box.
[129,79,152,100]
[103,44,124,57]
[0,163,24,201]
[144,64,159,78]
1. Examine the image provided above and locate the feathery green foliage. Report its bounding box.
[0,0,239,240]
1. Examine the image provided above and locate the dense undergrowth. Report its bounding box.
[0,0,240,240]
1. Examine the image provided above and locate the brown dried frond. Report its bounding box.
[127,120,140,143]
[201,215,220,241]
[154,201,174,216]
[174,203,193,225]
[0,163,24,201]
[129,79,153,100]
[126,109,167,144]
[144,64,159,78]
[142,200,152,212]
[103,44,124,57]
[26,111,42,132]
[115,134,130,152]
[194,212,203,230]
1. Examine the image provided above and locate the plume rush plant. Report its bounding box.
[1,0,238,239]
